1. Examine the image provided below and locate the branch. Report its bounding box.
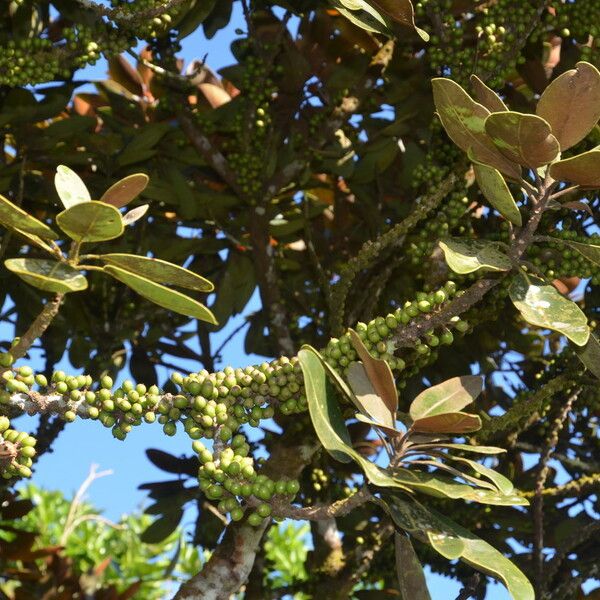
[8,294,64,362]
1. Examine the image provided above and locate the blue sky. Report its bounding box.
[0,4,545,598]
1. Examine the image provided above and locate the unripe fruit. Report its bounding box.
[64,410,76,422]
[247,512,263,527]
[230,507,244,521]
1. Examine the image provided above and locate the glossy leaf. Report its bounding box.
[439,238,512,274]
[103,265,217,324]
[100,173,149,208]
[485,112,560,168]
[431,78,521,179]
[574,332,600,380]
[395,533,431,600]
[123,204,150,225]
[56,201,124,243]
[549,148,600,188]
[54,165,91,209]
[355,412,403,438]
[409,376,483,420]
[408,443,506,455]
[5,258,87,294]
[470,154,522,225]
[412,412,482,434]
[100,254,214,292]
[0,193,58,240]
[470,75,508,112]
[386,496,534,600]
[347,363,396,429]
[536,61,600,151]
[446,456,514,494]
[349,329,398,419]
[509,272,589,346]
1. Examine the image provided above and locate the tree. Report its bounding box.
[0,1,599,599]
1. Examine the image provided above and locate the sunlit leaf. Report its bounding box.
[122,204,150,226]
[355,412,403,438]
[549,148,600,188]
[0,193,58,240]
[386,495,534,600]
[407,443,506,455]
[349,329,398,419]
[348,363,396,429]
[395,533,431,600]
[103,265,217,324]
[367,0,429,40]
[100,254,214,292]
[509,272,589,346]
[574,332,600,380]
[409,376,483,420]
[5,258,87,294]
[439,238,512,274]
[537,61,600,151]
[469,152,522,225]
[485,112,560,168]
[56,201,124,243]
[54,165,91,209]
[412,412,482,434]
[445,456,514,494]
[100,173,149,208]
[470,75,508,112]
[431,78,521,179]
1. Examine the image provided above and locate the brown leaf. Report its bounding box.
[412,412,482,434]
[198,83,232,108]
[537,61,600,151]
[470,75,508,112]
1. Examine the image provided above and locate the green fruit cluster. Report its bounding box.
[0,415,36,479]
[194,437,299,526]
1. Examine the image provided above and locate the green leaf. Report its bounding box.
[409,376,483,420]
[348,329,398,420]
[386,495,534,600]
[509,272,589,346]
[395,533,432,600]
[469,154,522,225]
[56,201,124,243]
[574,332,600,380]
[484,112,560,168]
[4,258,87,294]
[408,443,506,455]
[445,456,514,494]
[536,61,600,151]
[431,78,521,179]
[549,148,600,188]
[100,173,149,208]
[439,238,512,274]
[550,237,600,267]
[100,254,214,292]
[103,265,217,324]
[331,0,389,35]
[140,510,183,544]
[0,193,58,240]
[412,412,482,434]
[470,75,508,112]
[54,165,91,209]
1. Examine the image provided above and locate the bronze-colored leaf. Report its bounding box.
[470,75,508,112]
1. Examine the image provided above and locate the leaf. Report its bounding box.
[100,173,149,208]
[439,238,512,274]
[536,61,600,151]
[484,112,560,168]
[122,204,150,226]
[367,0,429,40]
[445,456,514,494]
[574,332,600,380]
[549,148,600,188]
[409,376,483,420]
[140,510,183,544]
[470,154,522,225]
[412,412,482,434]
[355,412,403,438]
[348,329,398,419]
[470,75,508,112]
[347,362,396,429]
[56,201,124,243]
[509,272,589,346]
[431,78,521,179]
[395,533,432,600]
[104,265,217,324]
[386,495,535,600]
[54,165,91,209]
[0,193,58,240]
[551,238,600,267]
[331,0,389,35]
[100,254,214,292]
[4,258,88,294]
[408,443,506,455]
